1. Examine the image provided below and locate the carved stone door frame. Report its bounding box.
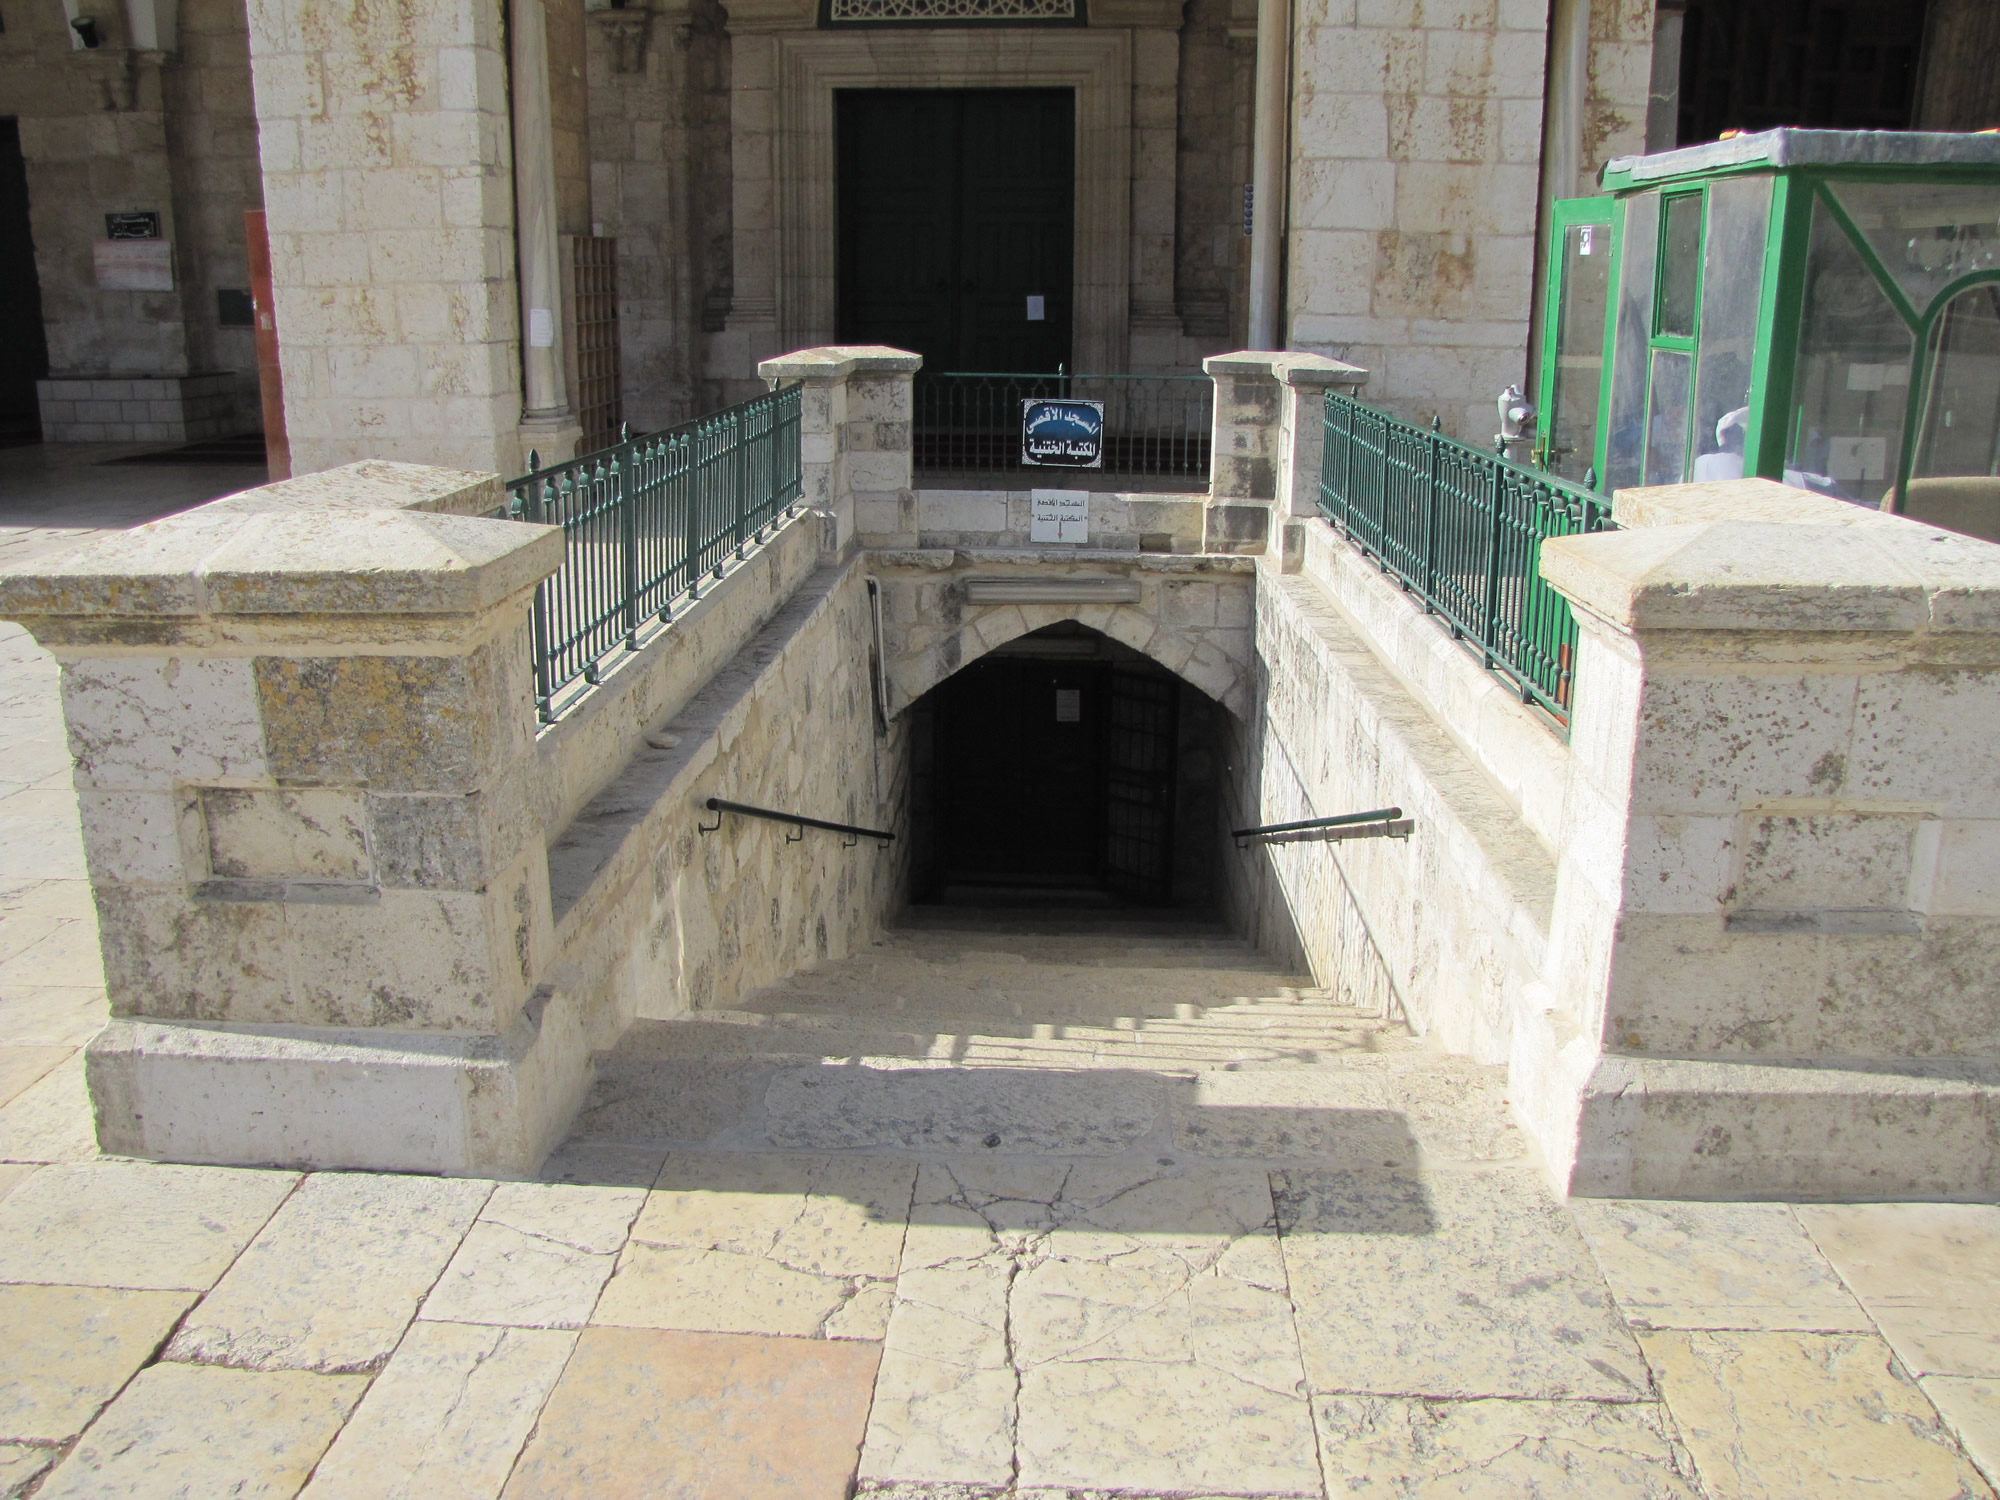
[720,25,1133,377]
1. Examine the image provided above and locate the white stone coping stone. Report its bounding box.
[1612,477,1902,531]
[756,345,924,383]
[1201,350,1370,387]
[201,460,502,520]
[1542,516,2000,637]
[0,474,563,624]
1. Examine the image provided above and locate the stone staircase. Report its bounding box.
[560,911,1530,1170]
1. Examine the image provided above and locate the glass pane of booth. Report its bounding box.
[1690,176,1769,483]
[1644,348,1693,485]
[1606,193,1660,492]
[1834,182,2000,315]
[1547,221,1611,482]
[1907,283,2000,541]
[1787,199,1915,506]
[1658,193,1703,339]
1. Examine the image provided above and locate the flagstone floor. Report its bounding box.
[0,481,1996,1498]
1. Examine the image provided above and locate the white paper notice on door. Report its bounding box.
[1054,689,1081,723]
[1026,294,1046,322]
[1031,488,1088,543]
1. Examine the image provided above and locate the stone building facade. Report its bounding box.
[2,1,1995,472]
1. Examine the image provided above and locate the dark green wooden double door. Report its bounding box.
[836,89,1074,373]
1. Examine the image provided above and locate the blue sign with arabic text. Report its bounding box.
[1022,398,1104,469]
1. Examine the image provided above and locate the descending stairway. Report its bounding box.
[562,910,1529,1169]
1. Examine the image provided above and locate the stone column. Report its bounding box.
[247,0,528,476]
[759,345,921,556]
[511,0,582,462]
[1531,479,2000,1200]
[0,462,582,1176]
[1203,349,1365,556]
[1244,0,1288,350]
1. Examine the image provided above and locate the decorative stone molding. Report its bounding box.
[731,31,1133,372]
[590,7,655,72]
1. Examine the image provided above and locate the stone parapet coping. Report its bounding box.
[0,461,561,630]
[1611,477,1901,531]
[866,546,1257,574]
[1544,480,2000,638]
[757,345,924,383]
[1201,350,1369,387]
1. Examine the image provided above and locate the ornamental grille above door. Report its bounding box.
[820,0,1085,26]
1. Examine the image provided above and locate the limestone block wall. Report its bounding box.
[1223,551,1555,1065]
[546,558,903,1035]
[906,491,1206,554]
[247,0,526,476]
[0,0,261,422]
[1284,0,1651,441]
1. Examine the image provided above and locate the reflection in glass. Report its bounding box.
[1691,176,1769,482]
[1787,195,1914,507]
[1546,221,1610,482]
[1833,181,2000,315]
[1605,193,1659,492]
[1644,348,1692,486]
[1658,193,1702,340]
[1905,284,2000,541]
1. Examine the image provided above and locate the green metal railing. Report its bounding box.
[914,370,1211,484]
[1319,389,1613,725]
[507,384,802,723]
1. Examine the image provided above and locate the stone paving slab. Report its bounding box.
[1573,1200,1872,1333]
[0,1044,68,1108]
[300,1322,577,1500]
[1313,1394,1702,1496]
[32,1362,367,1499]
[167,1172,490,1373]
[1276,1166,1652,1402]
[0,1160,295,1289]
[420,1182,646,1331]
[0,1053,97,1164]
[1639,1330,1990,1499]
[1924,1377,2000,1492]
[1796,1203,2000,1379]
[0,1443,54,1499]
[501,1326,880,1498]
[0,1283,195,1443]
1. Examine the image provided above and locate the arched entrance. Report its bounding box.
[904,621,1233,908]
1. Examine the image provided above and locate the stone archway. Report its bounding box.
[870,558,1257,721]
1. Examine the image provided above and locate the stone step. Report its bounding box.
[724,987,1370,1023]
[573,1042,1524,1164]
[606,1011,1426,1068]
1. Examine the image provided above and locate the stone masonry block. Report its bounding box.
[199,787,373,886]
[253,641,517,796]
[63,656,269,793]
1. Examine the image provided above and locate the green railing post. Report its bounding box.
[616,456,637,651]
[1479,460,1504,671]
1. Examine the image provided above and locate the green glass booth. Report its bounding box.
[1534,129,2000,541]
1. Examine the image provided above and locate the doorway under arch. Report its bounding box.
[904,621,1234,909]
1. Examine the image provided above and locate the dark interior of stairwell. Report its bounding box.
[901,622,1233,917]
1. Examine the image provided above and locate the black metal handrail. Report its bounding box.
[698,797,895,846]
[1232,807,1403,840]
